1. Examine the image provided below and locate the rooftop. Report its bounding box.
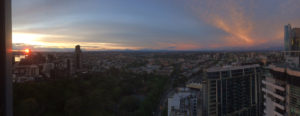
[268,64,300,77]
[206,64,260,72]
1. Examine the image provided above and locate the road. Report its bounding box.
[154,76,176,116]
[154,60,213,116]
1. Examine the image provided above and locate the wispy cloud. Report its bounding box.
[12,0,300,51]
[188,0,257,47]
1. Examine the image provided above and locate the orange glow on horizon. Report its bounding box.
[12,32,141,50]
[12,32,140,50]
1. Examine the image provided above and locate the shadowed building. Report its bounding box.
[284,24,300,56]
[203,64,262,116]
[50,59,73,79]
[284,24,292,52]
[75,45,82,71]
[168,88,199,116]
[263,64,300,116]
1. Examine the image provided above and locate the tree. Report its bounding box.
[15,98,39,116]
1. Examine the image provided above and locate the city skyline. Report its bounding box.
[12,0,300,51]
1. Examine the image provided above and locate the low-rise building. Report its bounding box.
[168,88,199,116]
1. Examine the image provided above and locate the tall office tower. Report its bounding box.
[292,28,300,53]
[284,24,300,56]
[75,45,82,70]
[284,24,292,53]
[202,64,262,116]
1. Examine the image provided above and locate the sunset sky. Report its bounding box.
[12,0,300,51]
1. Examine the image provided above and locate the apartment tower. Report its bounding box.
[203,64,262,116]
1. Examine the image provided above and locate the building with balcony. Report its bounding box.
[263,64,300,116]
[262,24,300,116]
[202,64,262,116]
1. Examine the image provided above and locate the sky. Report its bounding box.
[12,0,300,51]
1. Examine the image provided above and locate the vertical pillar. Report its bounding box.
[0,0,13,115]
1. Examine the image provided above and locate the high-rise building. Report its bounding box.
[263,64,300,116]
[262,24,300,116]
[284,24,292,52]
[75,45,82,70]
[284,24,300,56]
[262,65,289,116]
[202,64,262,116]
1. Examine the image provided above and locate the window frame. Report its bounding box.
[0,0,13,116]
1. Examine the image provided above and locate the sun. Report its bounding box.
[24,49,30,54]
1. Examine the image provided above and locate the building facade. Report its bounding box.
[263,65,300,116]
[284,24,300,56]
[262,24,300,116]
[284,24,292,52]
[262,65,286,116]
[75,45,82,70]
[50,59,73,79]
[203,64,262,116]
[168,88,199,116]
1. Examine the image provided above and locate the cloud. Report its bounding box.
[12,0,300,51]
[186,0,300,49]
[187,0,258,47]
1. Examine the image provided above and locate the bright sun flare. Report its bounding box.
[24,49,30,53]
[12,32,46,45]
[12,32,134,50]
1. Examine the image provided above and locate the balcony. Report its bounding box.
[273,102,285,110]
[262,88,285,101]
[262,80,285,91]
